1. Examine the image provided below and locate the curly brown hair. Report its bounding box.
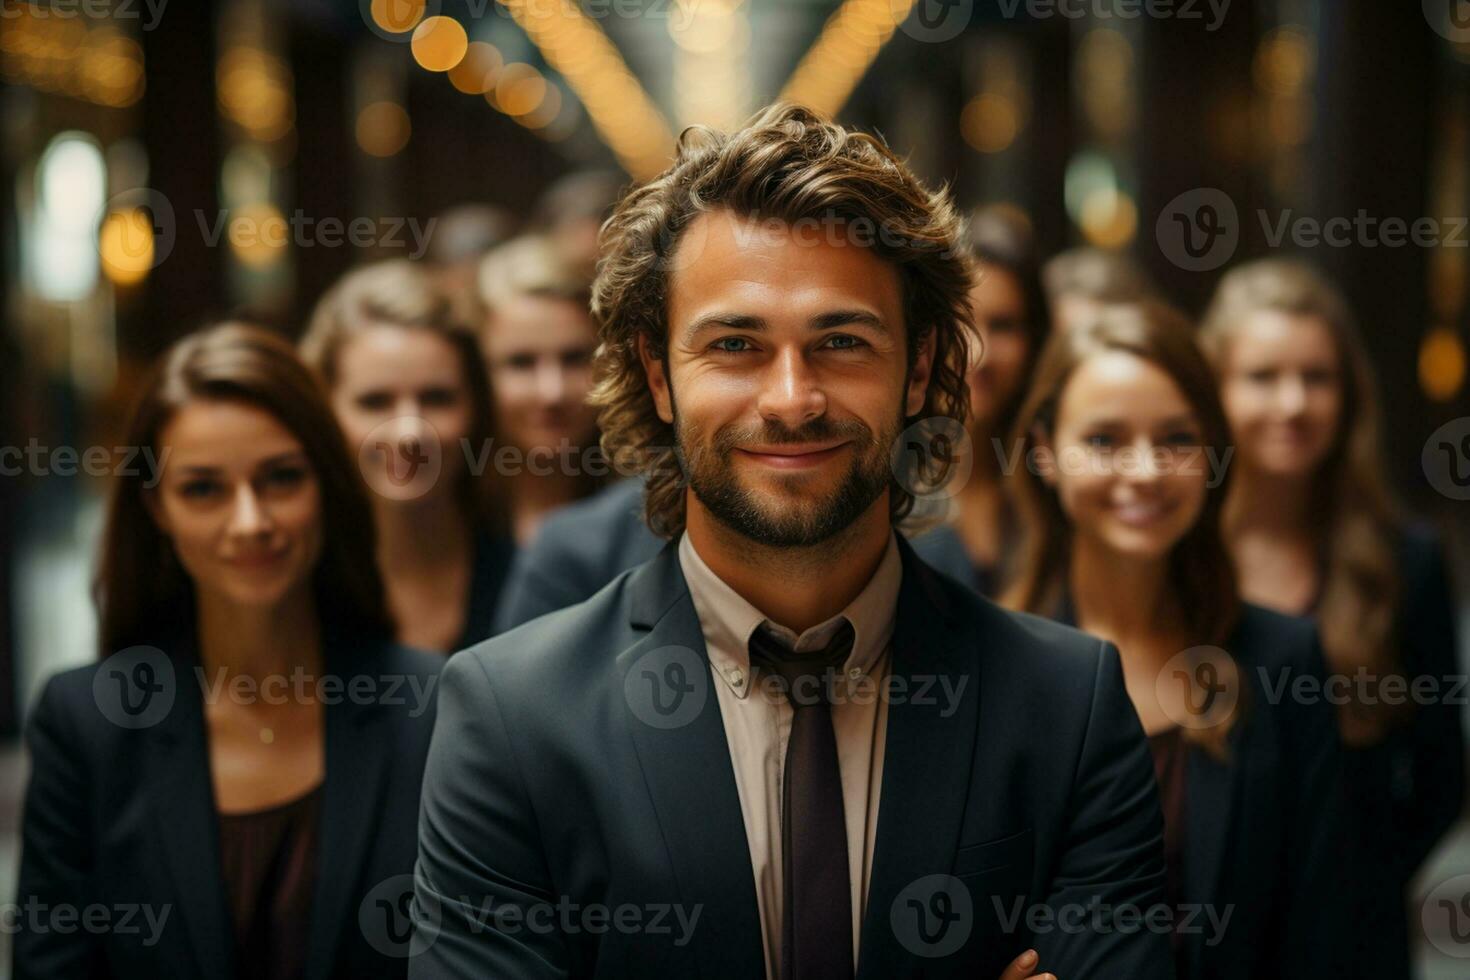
[589,103,976,537]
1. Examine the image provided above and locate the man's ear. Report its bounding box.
[637,332,675,425]
[904,327,937,417]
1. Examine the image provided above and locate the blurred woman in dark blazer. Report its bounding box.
[1004,301,1346,980]
[929,206,1052,596]
[1201,259,1465,980]
[302,259,513,653]
[14,323,442,979]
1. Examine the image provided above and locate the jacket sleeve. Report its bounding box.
[1033,641,1175,979]
[12,676,108,980]
[1395,533,1465,877]
[1279,626,1351,976]
[409,650,571,979]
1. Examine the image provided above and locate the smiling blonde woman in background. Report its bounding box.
[1200,258,1465,980]
[302,259,514,653]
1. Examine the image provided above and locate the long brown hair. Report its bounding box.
[1004,301,1242,755]
[589,102,976,537]
[95,322,392,655]
[300,258,509,535]
[1200,259,1403,736]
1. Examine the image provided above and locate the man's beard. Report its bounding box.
[673,399,900,548]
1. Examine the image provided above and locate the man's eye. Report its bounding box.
[823,334,866,350]
[712,337,752,354]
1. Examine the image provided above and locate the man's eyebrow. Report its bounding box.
[682,309,890,341]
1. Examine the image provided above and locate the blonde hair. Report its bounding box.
[1201,258,1404,737]
[476,234,591,317]
[589,102,976,538]
[299,258,507,533]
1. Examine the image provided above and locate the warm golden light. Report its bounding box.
[356,101,412,157]
[961,94,1020,154]
[227,202,289,269]
[496,63,547,116]
[411,16,469,73]
[448,41,503,94]
[98,208,155,286]
[371,0,428,35]
[1420,327,1467,402]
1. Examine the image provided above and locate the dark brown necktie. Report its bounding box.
[748,620,856,980]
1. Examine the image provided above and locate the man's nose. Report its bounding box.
[755,347,826,427]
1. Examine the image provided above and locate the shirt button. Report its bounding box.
[848,667,863,680]
[730,668,745,686]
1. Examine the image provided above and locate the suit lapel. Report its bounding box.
[304,641,393,980]
[149,662,235,980]
[619,542,767,980]
[857,539,979,979]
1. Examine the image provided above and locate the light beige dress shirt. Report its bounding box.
[676,530,903,979]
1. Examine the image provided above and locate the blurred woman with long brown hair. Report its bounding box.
[302,258,514,653]
[935,206,1052,595]
[1004,301,1345,980]
[14,322,441,979]
[1200,259,1464,980]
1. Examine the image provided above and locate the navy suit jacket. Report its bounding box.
[412,537,1173,979]
[13,627,443,980]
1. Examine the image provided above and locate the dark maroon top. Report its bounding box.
[218,785,322,980]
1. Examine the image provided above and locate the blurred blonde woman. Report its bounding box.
[477,234,606,545]
[302,259,514,653]
[1200,259,1464,980]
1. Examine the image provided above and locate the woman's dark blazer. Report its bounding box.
[1341,524,1465,980]
[12,625,444,980]
[1060,600,1349,980]
[456,529,517,650]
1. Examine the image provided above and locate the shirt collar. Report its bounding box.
[677,530,903,700]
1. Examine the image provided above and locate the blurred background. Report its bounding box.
[1,0,1468,974]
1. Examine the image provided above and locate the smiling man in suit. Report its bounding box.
[410,103,1172,980]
